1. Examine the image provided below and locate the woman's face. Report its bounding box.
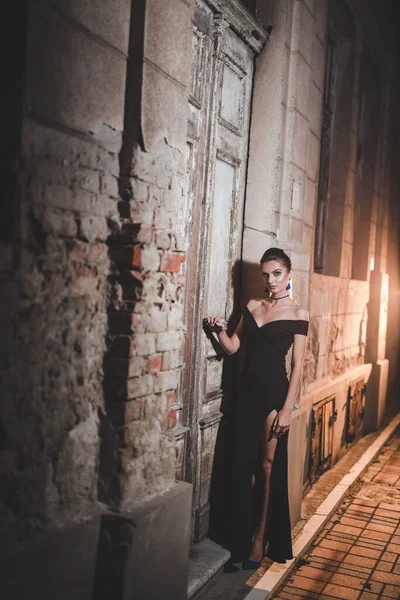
[261,260,291,295]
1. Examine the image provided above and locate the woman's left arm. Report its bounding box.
[272,310,309,437]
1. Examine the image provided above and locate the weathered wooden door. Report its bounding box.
[175,0,266,541]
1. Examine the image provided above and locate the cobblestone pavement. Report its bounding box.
[272,431,400,600]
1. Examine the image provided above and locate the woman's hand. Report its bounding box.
[205,316,225,333]
[204,315,242,355]
[270,407,292,439]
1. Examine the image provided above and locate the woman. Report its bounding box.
[206,247,308,568]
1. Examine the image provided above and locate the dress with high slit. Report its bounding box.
[230,307,309,564]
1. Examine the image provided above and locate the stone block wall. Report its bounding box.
[306,277,369,385]
[244,0,397,500]
[244,0,328,309]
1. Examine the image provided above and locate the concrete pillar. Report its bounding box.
[364,30,394,432]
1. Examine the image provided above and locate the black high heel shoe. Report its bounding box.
[242,558,262,570]
[242,542,269,570]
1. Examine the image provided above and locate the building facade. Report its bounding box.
[1,0,399,598]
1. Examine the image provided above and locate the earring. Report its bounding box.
[286,281,291,290]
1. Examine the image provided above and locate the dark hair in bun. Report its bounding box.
[260,247,292,271]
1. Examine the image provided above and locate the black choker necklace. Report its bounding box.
[271,294,289,301]
[271,293,289,306]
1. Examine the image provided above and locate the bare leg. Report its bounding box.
[248,410,278,562]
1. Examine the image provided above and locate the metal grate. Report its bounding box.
[345,378,365,444]
[309,395,337,484]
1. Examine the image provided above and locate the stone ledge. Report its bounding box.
[188,537,231,599]
[0,481,192,600]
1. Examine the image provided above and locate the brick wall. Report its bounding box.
[102,143,188,509]
[0,0,129,549]
[100,0,194,511]
[0,0,195,543]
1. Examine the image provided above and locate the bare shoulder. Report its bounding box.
[296,305,309,321]
[246,298,263,311]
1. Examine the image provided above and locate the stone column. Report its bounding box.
[364,38,394,432]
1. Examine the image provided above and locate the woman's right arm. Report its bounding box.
[205,315,243,355]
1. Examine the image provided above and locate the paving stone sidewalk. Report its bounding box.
[272,431,400,600]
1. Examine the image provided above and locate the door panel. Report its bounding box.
[207,158,236,317]
[176,3,214,487]
[176,0,267,542]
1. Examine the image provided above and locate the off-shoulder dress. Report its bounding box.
[231,306,309,564]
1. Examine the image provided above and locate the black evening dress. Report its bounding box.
[230,307,309,564]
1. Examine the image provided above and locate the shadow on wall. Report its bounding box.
[206,260,265,550]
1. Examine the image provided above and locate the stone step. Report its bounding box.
[188,537,231,599]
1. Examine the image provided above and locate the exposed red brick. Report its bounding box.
[167,407,177,429]
[165,390,176,410]
[73,263,97,278]
[110,245,142,269]
[147,354,163,373]
[160,252,185,273]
